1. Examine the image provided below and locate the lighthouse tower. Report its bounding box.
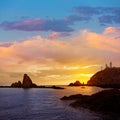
[110,62,112,68]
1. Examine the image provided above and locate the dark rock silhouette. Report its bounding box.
[69,83,74,86]
[51,85,64,89]
[69,80,82,86]
[22,74,37,88]
[11,81,22,88]
[22,74,32,88]
[61,89,120,116]
[10,74,65,89]
[87,67,120,88]
[11,74,37,88]
[61,94,87,100]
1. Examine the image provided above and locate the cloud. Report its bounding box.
[103,27,120,35]
[1,27,120,85]
[73,6,120,16]
[0,42,13,47]
[47,32,59,39]
[73,6,102,16]
[0,18,74,32]
[98,15,120,24]
[73,6,120,25]
[67,15,90,22]
[1,6,120,33]
[84,29,120,53]
[47,32,71,39]
[0,27,120,64]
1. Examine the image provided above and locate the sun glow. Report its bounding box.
[0,27,118,85]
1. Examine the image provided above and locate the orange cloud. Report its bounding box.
[0,27,120,85]
[103,27,120,35]
[84,29,120,53]
[47,32,59,39]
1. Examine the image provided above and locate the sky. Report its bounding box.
[0,0,120,85]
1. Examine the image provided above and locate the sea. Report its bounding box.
[0,86,111,120]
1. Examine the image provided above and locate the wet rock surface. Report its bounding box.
[61,89,120,117]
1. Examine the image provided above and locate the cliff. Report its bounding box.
[87,67,120,88]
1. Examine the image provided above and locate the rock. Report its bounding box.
[11,74,37,88]
[71,89,120,114]
[74,81,82,86]
[87,67,120,88]
[51,85,65,89]
[22,74,32,88]
[61,94,87,100]
[61,89,120,115]
[22,74,37,88]
[11,81,22,88]
[69,83,74,86]
[68,80,82,86]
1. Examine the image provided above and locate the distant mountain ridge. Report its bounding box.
[87,67,120,87]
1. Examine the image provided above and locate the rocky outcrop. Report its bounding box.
[61,89,120,116]
[61,94,87,100]
[11,81,22,88]
[87,67,120,88]
[69,80,82,86]
[22,74,37,88]
[11,74,37,88]
[22,74,32,88]
[51,85,65,89]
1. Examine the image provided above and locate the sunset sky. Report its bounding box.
[0,0,120,85]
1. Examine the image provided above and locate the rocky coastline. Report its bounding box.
[61,89,120,119]
[87,67,120,88]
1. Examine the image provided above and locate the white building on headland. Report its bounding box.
[106,62,112,68]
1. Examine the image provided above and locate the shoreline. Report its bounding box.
[0,85,65,89]
[61,89,120,119]
[1,85,120,88]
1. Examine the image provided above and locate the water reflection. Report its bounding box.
[53,86,105,98]
[0,87,107,120]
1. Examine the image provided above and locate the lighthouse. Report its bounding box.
[110,62,112,68]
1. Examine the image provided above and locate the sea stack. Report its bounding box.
[69,80,82,86]
[22,74,33,88]
[11,74,37,88]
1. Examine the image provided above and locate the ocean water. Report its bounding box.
[0,86,108,120]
